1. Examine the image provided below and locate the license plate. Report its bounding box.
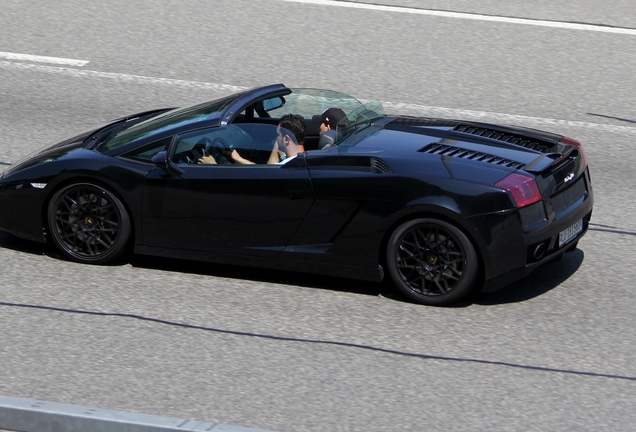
[559,219,583,248]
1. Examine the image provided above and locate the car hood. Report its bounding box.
[1,108,172,180]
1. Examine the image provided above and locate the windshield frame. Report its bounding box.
[97,92,243,153]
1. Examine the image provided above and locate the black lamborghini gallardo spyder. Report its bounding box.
[0,84,593,305]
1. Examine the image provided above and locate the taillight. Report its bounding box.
[495,173,542,208]
[559,136,587,166]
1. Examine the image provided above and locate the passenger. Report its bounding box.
[230,113,306,165]
[312,107,347,149]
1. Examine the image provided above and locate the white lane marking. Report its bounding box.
[281,0,636,36]
[2,60,636,136]
[0,51,89,67]
[0,61,245,92]
[382,102,636,136]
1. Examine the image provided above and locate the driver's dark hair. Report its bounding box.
[279,114,306,145]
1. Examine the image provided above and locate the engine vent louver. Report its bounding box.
[453,124,556,153]
[420,143,525,169]
[370,157,392,174]
[391,117,459,127]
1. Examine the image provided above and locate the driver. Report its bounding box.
[198,114,305,165]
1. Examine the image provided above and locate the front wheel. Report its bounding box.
[386,218,478,306]
[47,183,131,264]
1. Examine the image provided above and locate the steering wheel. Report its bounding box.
[187,137,233,164]
[209,137,233,164]
[185,140,207,164]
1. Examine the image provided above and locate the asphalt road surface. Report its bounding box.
[1,1,635,431]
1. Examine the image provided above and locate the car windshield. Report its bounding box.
[335,100,384,145]
[259,88,385,145]
[97,87,384,153]
[282,89,368,118]
[98,93,241,152]
[273,88,383,122]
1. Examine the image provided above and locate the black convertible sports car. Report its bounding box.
[0,84,593,305]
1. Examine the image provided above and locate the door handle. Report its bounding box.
[287,190,312,199]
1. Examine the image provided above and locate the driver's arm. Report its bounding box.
[231,142,280,165]
[230,149,255,164]
[266,142,282,164]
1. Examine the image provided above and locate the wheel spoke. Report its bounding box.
[431,275,448,294]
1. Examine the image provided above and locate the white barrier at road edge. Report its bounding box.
[0,395,276,432]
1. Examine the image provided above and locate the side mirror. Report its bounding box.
[151,151,184,177]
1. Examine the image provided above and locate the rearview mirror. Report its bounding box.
[262,96,285,112]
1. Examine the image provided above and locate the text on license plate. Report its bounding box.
[559,219,583,248]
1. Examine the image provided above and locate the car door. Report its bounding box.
[141,125,314,257]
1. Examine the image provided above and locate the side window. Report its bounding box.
[171,124,280,166]
[232,124,280,164]
[121,136,172,163]
[171,128,232,164]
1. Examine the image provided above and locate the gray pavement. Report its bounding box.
[1,1,635,431]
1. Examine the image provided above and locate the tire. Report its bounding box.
[47,183,131,264]
[386,218,478,306]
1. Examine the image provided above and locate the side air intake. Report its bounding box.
[370,157,392,174]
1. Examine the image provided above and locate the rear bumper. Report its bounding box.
[481,231,583,293]
[481,205,592,293]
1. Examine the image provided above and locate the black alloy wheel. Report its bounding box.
[387,218,478,306]
[47,183,131,264]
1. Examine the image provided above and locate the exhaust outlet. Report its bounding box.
[533,243,547,260]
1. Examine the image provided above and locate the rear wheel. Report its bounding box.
[386,218,478,306]
[47,183,131,264]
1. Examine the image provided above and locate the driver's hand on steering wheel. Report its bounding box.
[197,155,217,164]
